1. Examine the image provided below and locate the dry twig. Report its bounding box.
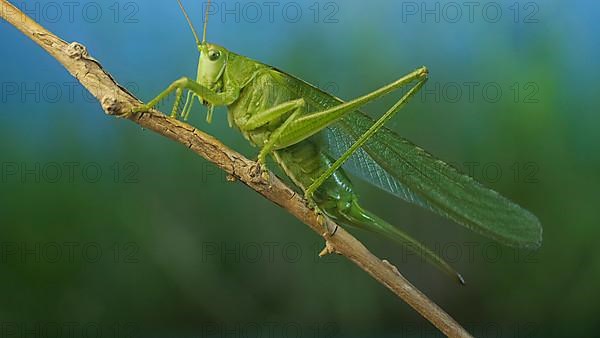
[1,2,472,336]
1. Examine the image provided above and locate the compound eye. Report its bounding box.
[208,50,221,61]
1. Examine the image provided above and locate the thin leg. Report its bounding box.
[273,67,428,150]
[240,99,305,131]
[305,78,427,197]
[232,98,306,164]
[181,91,194,120]
[171,88,184,118]
[257,106,304,164]
[255,68,426,174]
[132,77,239,114]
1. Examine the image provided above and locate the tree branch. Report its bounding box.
[1,1,472,337]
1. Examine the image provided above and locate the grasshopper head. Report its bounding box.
[176,1,231,102]
[196,43,228,91]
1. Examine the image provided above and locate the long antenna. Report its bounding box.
[202,0,211,42]
[176,0,200,45]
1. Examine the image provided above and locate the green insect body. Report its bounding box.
[137,1,542,284]
[225,55,464,281]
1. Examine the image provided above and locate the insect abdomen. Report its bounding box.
[230,69,361,222]
[273,138,360,220]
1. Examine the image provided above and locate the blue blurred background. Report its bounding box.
[1,0,599,337]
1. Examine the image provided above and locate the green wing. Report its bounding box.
[272,68,543,249]
[328,113,542,249]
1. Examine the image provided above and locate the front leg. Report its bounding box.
[133,77,239,115]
